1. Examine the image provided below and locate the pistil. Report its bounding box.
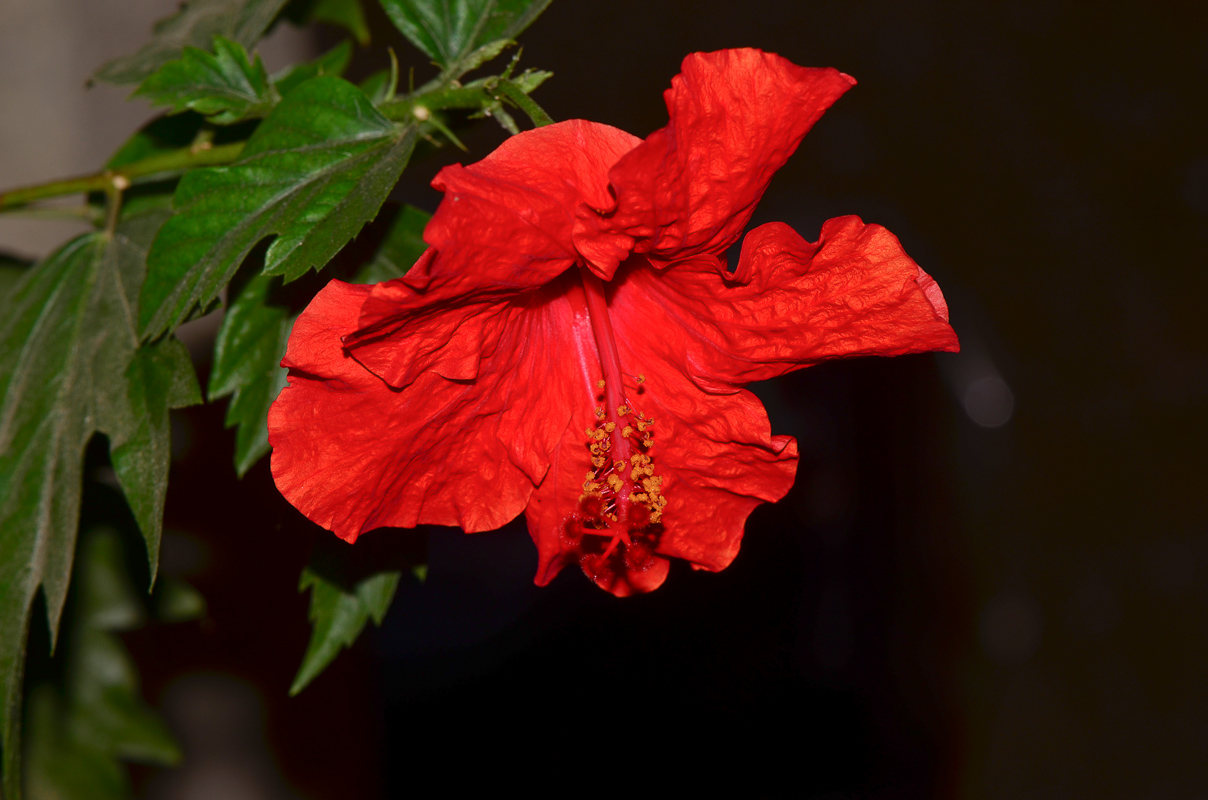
[579,268,634,470]
[568,267,667,583]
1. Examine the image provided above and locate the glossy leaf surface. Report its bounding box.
[380,0,551,74]
[139,75,418,338]
[136,36,280,125]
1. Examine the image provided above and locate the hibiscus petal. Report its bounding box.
[606,338,800,573]
[344,121,642,389]
[269,276,582,540]
[610,217,959,393]
[429,119,639,285]
[574,48,855,274]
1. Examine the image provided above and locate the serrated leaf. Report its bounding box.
[208,273,294,476]
[289,532,424,696]
[0,208,198,798]
[380,0,551,75]
[272,40,353,97]
[510,67,552,95]
[24,529,182,800]
[136,36,280,125]
[93,0,291,86]
[351,203,430,283]
[283,0,370,45]
[139,75,418,339]
[291,566,400,696]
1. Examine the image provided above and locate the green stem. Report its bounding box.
[0,142,244,211]
[379,86,496,121]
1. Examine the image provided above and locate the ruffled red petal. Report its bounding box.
[268,275,584,540]
[608,217,959,394]
[609,270,801,572]
[574,49,855,274]
[428,120,639,287]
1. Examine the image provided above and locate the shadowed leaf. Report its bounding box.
[0,203,199,799]
[208,273,294,476]
[93,0,290,86]
[24,529,185,800]
[283,0,370,45]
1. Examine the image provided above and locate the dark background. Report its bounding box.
[6,1,1207,798]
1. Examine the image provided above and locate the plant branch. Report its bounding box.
[0,142,245,212]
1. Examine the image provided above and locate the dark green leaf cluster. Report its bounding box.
[0,202,201,800]
[24,528,204,800]
[2,1,554,794]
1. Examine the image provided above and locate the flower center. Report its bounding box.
[559,269,667,583]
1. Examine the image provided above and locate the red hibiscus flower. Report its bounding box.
[268,48,959,596]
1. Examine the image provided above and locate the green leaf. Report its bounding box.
[0,255,31,297]
[135,36,280,125]
[283,0,370,45]
[291,566,400,696]
[0,207,198,798]
[380,0,552,75]
[351,203,430,283]
[151,577,206,623]
[208,273,294,476]
[271,40,353,97]
[139,75,419,339]
[24,529,182,800]
[93,0,291,86]
[289,532,425,695]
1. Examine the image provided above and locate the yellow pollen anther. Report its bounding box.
[596,379,606,388]
[614,461,624,470]
[622,426,633,437]
[637,374,645,384]
[595,407,605,419]
[636,421,647,432]
[584,471,595,482]
[604,422,616,432]
[630,454,642,464]
[593,429,607,441]
[618,405,630,416]
[631,467,643,481]
[585,428,594,438]
[592,456,605,468]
